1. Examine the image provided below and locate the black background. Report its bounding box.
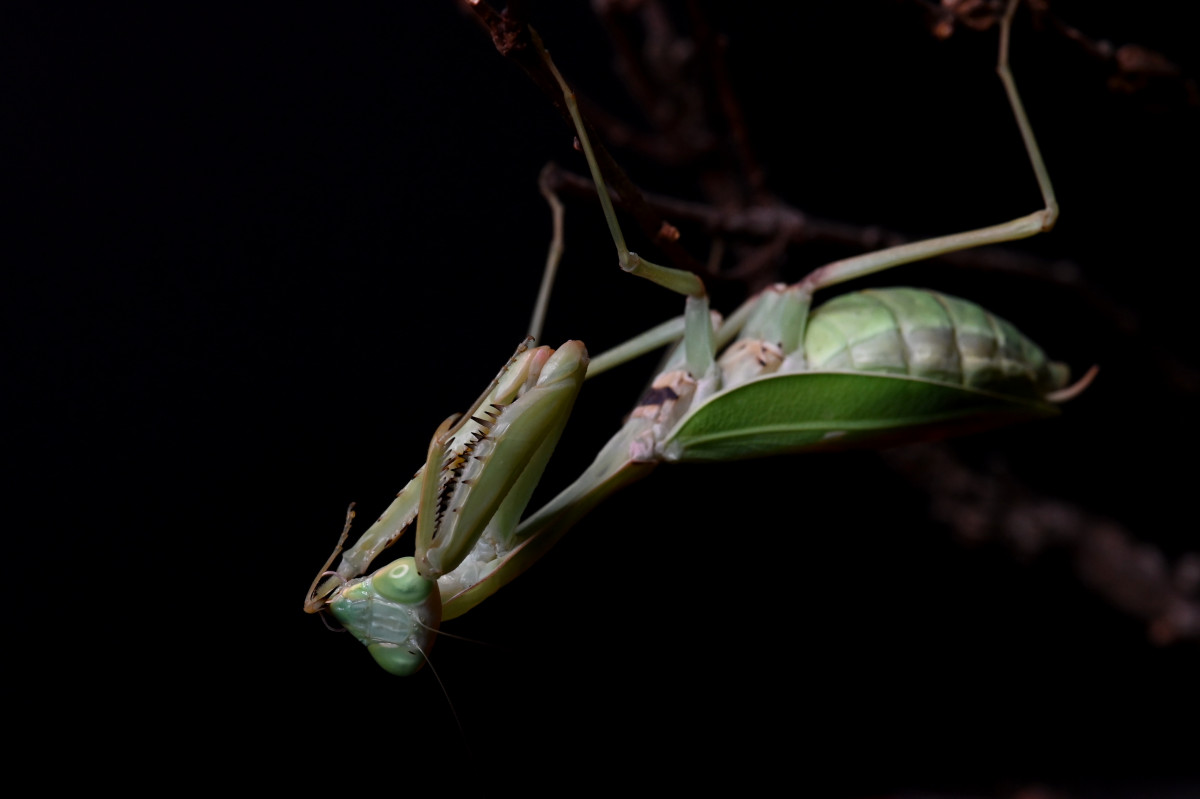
[7,2,1199,796]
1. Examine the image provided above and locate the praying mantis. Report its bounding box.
[303,1,1093,676]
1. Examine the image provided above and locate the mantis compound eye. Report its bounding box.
[367,642,427,678]
[373,557,436,604]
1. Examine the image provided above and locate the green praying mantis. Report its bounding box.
[303,1,1093,676]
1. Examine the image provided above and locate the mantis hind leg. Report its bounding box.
[796,0,1057,296]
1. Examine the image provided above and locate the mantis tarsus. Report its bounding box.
[304,1,1091,676]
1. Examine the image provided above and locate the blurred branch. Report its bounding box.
[886,444,1200,645]
[911,0,1199,106]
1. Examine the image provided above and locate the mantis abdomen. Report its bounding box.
[805,288,1067,400]
[663,288,1071,462]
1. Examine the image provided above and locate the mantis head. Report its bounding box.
[328,556,442,676]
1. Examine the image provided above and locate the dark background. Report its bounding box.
[7,2,1199,796]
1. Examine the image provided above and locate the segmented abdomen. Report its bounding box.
[804,288,1067,399]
